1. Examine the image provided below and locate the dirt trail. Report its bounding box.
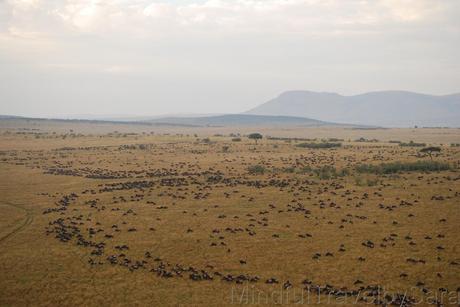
[0,202,33,245]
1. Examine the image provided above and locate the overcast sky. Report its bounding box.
[0,0,459,118]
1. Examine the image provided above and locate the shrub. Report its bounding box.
[296,142,341,149]
[356,161,450,174]
[282,166,295,173]
[355,137,378,143]
[247,165,266,174]
[297,166,313,174]
[399,141,426,147]
[354,176,379,187]
[313,166,340,179]
[231,137,242,142]
[296,165,348,179]
[315,167,335,180]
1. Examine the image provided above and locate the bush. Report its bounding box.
[232,137,242,142]
[313,166,348,179]
[354,176,379,187]
[282,166,295,173]
[296,142,342,149]
[296,165,349,179]
[297,166,313,174]
[399,141,426,147]
[355,137,378,143]
[314,166,336,180]
[247,165,266,174]
[356,161,451,174]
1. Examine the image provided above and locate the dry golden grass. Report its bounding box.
[0,122,459,306]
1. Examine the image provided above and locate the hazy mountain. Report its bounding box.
[69,113,225,122]
[0,114,339,127]
[145,114,335,127]
[246,91,460,127]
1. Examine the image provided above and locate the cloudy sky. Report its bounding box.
[0,0,459,118]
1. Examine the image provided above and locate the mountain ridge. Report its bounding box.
[246,90,460,127]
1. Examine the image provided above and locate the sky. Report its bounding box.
[0,0,459,118]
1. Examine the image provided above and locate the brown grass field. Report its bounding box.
[0,120,459,306]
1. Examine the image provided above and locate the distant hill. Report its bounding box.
[144,114,335,127]
[0,114,339,127]
[246,91,460,127]
[0,115,24,119]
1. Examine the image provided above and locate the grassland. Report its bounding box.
[0,121,459,306]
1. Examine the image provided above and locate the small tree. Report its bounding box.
[420,146,441,160]
[248,133,263,145]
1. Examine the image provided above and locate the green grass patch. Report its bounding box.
[356,160,451,174]
[247,164,266,174]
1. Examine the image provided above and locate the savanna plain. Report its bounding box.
[0,120,459,306]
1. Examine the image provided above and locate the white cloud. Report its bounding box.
[0,0,459,117]
[7,0,40,11]
[3,0,457,36]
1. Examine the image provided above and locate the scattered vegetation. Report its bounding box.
[356,160,451,174]
[247,164,266,174]
[355,137,378,143]
[296,142,342,149]
[354,175,380,187]
[399,141,426,147]
[266,136,315,142]
[298,165,349,179]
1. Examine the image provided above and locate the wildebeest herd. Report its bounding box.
[0,129,459,306]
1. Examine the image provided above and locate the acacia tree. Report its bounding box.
[420,146,441,160]
[248,133,263,145]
